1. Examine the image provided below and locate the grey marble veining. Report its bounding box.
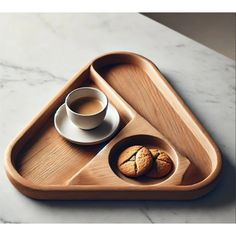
[0,13,235,223]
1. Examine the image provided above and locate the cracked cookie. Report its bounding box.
[117,145,153,177]
[146,148,173,178]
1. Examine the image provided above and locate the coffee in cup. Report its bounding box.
[65,87,108,130]
[70,97,104,115]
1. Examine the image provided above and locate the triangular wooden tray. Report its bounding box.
[5,52,222,200]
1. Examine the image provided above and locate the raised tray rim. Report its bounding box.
[4,51,222,199]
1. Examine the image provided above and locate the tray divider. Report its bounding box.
[90,64,136,124]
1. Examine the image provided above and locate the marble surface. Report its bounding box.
[0,13,235,223]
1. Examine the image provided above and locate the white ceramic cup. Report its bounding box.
[65,87,108,130]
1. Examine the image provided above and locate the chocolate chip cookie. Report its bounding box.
[146,148,173,178]
[118,145,153,177]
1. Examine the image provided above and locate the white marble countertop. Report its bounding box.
[0,13,235,223]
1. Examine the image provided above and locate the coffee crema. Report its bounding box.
[70,97,104,115]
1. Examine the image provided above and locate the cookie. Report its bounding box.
[118,145,153,177]
[146,148,173,178]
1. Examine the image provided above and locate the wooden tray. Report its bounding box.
[5,52,222,200]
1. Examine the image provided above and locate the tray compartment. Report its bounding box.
[109,134,177,185]
[10,71,129,186]
[92,55,216,185]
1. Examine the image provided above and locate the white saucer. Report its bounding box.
[54,103,120,145]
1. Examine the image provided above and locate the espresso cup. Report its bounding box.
[65,87,108,130]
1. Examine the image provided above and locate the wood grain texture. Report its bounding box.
[15,118,105,185]
[4,51,222,200]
